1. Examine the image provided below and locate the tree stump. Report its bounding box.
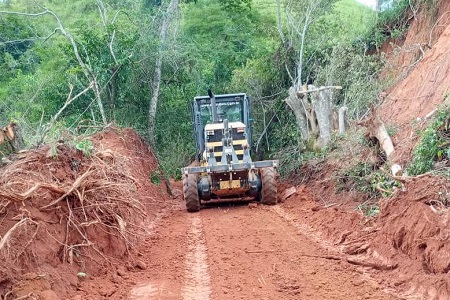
[0,123,25,158]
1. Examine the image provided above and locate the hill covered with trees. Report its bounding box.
[0,0,433,176]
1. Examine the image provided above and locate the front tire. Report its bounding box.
[259,167,278,205]
[183,173,200,212]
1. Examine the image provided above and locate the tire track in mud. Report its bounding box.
[201,205,399,300]
[270,205,335,251]
[128,204,189,300]
[270,205,407,299]
[182,215,212,300]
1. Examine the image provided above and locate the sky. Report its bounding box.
[356,0,377,9]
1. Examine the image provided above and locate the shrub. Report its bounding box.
[408,108,450,176]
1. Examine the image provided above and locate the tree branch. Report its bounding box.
[39,83,93,143]
[297,85,342,95]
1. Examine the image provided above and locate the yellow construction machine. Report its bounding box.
[181,90,278,212]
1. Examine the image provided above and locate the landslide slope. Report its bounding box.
[284,2,450,299]
[379,0,450,164]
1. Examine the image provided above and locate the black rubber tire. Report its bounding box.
[259,167,278,205]
[183,173,200,212]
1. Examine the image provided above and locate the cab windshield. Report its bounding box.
[200,101,243,124]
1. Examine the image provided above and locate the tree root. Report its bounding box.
[0,183,66,203]
[346,257,398,270]
[0,218,38,252]
[0,144,147,268]
[343,242,370,255]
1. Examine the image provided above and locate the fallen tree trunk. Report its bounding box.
[358,106,402,176]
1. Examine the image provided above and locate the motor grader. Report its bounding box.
[181,90,278,212]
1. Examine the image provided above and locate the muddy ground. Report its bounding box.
[0,129,449,300]
[69,175,450,300]
[73,199,398,300]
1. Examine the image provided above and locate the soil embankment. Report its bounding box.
[0,127,169,298]
[379,0,450,164]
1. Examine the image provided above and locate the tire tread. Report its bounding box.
[260,167,278,205]
[183,174,200,212]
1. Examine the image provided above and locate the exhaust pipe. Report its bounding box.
[208,89,219,123]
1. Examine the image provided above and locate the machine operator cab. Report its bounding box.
[192,93,253,164]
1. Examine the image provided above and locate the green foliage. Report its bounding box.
[74,139,94,157]
[306,0,375,61]
[408,108,450,176]
[150,170,161,185]
[336,162,374,194]
[315,43,385,119]
[336,162,400,198]
[365,0,437,50]
[357,201,380,218]
[181,0,274,91]
[218,0,252,11]
[0,0,403,180]
[371,169,401,197]
[367,0,411,49]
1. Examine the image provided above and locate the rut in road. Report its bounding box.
[126,203,402,300]
[182,215,212,300]
[128,209,212,300]
[200,205,399,300]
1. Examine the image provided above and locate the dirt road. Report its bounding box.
[94,201,402,300]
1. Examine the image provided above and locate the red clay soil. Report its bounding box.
[69,192,400,300]
[378,0,450,165]
[283,173,450,300]
[1,126,448,300]
[0,127,169,299]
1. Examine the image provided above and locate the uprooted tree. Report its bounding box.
[358,105,402,176]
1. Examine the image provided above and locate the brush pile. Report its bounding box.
[0,127,167,297]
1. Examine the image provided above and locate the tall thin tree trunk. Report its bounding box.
[276,0,285,45]
[296,10,310,90]
[108,66,119,122]
[93,80,108,125]
[148,0,179,147]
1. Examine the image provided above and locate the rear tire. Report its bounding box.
[183,173,200,212]
[259,167,278,205]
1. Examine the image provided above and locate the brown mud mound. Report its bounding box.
[365,176,450,296]
[0,127,168,298]
[284,174,450,299]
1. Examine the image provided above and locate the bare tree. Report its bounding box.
[278,0,339,148]
[0,7,108,125]
[95,0,124,122]
[283,0,334,89]
[39,83,93,143]
[148,0,180,147]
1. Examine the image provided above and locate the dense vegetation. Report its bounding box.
[0,0,427,177]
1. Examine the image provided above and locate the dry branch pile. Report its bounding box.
[0,128,163,293]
